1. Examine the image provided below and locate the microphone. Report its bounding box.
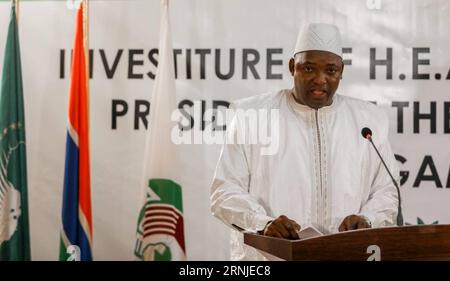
[361,127,403,226]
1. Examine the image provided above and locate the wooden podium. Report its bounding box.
[244,225,450,261]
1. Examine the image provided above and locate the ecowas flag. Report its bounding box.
[134,0,186,261]
[0,3,31,261]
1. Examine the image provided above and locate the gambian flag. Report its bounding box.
[134,0,186,261]
[59,2,93,261]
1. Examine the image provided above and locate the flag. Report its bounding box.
[59,2,93,261]
[134,0,186,261]
[0,2,31,261]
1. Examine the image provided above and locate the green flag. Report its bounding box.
[135,179,185,261]
[0,3,31,261]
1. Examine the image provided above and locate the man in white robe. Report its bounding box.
[210,23,399,260]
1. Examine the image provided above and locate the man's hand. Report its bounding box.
[338,215,371,232]
[262,215,301,239]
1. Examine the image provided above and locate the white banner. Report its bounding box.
[0,0,449,260]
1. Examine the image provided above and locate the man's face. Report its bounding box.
[289,50,343,109]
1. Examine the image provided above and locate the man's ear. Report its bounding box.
[340,63,345,79]
[289,58,295,76]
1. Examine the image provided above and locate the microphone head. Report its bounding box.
[361,127,372,139]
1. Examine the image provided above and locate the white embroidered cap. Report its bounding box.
[294,23,342,58]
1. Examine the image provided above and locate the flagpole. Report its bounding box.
[14,0,19,23]
[82,0,90,131]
